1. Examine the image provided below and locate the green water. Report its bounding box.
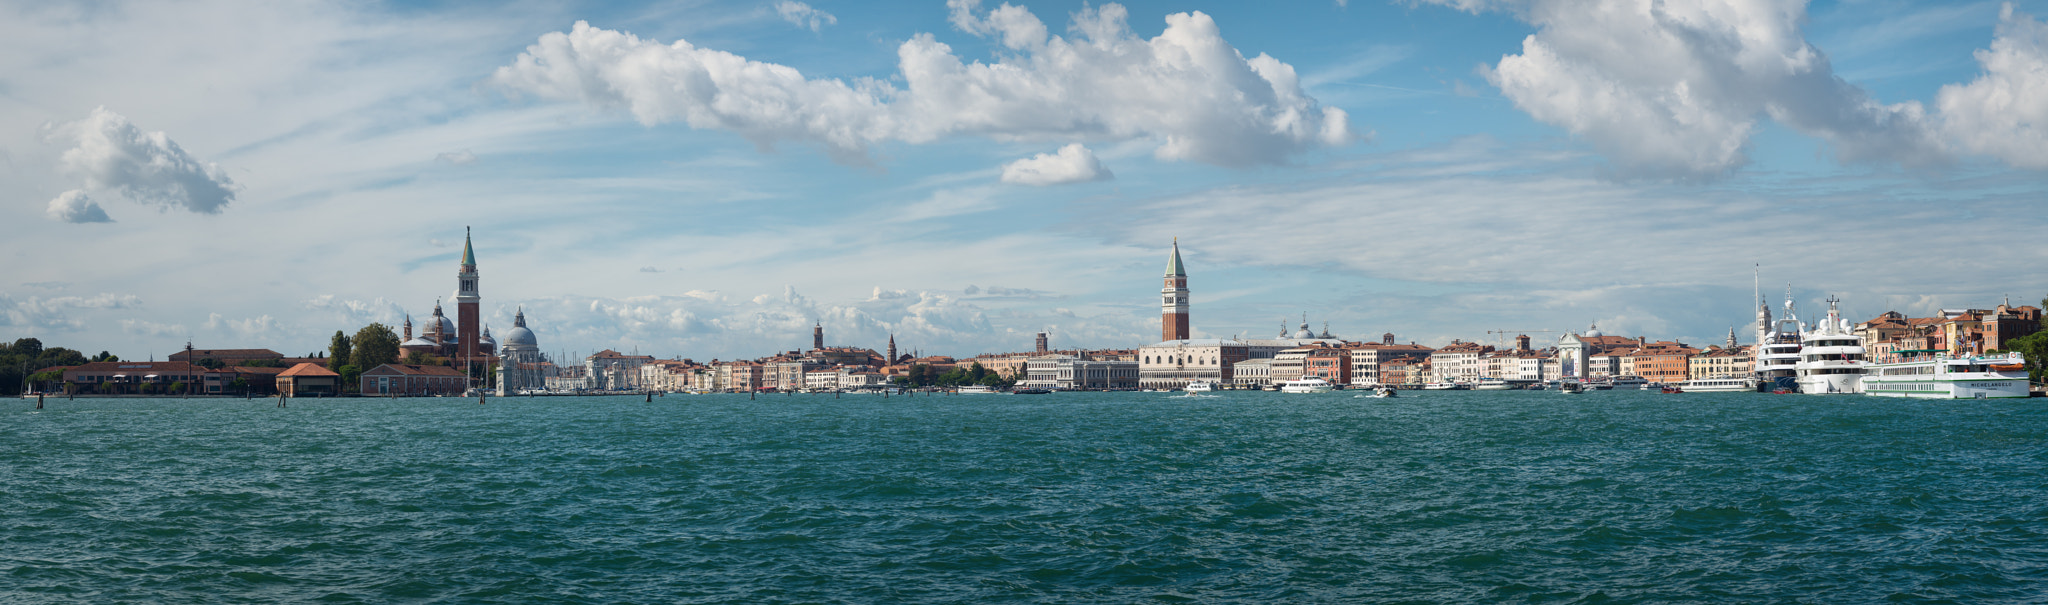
[4,390,2045,603]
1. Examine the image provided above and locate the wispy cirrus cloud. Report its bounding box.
[775,1,836,32]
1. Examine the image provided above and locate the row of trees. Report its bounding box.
[893,362,1018,388]
[3,338,95,394]
[326,323,402,393]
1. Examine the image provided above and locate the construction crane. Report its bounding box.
[1486,329,1558,350]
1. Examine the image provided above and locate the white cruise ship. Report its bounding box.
[1794,297,1866,395]
[1862,350,2029,399]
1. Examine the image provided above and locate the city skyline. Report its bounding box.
[4,0,2045,360]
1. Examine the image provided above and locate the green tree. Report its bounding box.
[328,330,353,371]
[92,351,119,362]
[403,350,442,366]
[2003,331,2048,382]
[339,365,364,394]
[231,377,250,395]
[350,323,400,371]
[194,358,225,370]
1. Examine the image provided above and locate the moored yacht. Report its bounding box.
[1184,381,1216,393]
[1794,297,1866,395]
[1755,284,1802,392]
[1677,377,1761,392]
[1862,350,2029,399]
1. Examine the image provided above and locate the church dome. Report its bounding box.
[503,326,538,348]
[502,308,539,349]
[1293,323,1315,339]
[400,336,438,349]
[427,314,456,339]
[1586,322,1603,338]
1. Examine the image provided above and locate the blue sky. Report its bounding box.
[3,0,2044,361]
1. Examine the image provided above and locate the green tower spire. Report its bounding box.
[461,226,476,268]
[1165,237,1186,277]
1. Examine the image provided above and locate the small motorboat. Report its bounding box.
[1559,381,1586,394]
[1660,385,1684,394]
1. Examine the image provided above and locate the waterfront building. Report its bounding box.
[768,360,819,391]
[1555,324,1641,380]
[1431,341,1493,383]
[1935,304,2042,356]
[61,361,205,395]
[1303,346,1351,385]
[587,349,655,390]
[361,363,466,395]
[1231,358,1273,388]
[201,366,284,395]
[1024,354,1139,390]
[1344,338,1434,386]
[277,363,341,396]
[1690,345,1753,380]
[1139,339,1248,389]
[1378,357,1427,387]
[1623,341,1698,384]
[168,348,284,366]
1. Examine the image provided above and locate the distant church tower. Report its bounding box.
[813,322,824,350]
[887,334,897,364]
[456,227,481,363]
[1161,238,1190,342]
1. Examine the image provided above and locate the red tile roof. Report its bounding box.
[279,363,340,377]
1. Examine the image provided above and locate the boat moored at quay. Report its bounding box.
[1862,350,2030,399]
[1794,297,1866,395]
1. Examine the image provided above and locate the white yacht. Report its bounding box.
[1278,377,1335,393]
[1862,350,2029,399]
[1794,297,1866,395]
[1421,382,1465,391]
[1184,381,1216,393]
[1755,287,1803,392]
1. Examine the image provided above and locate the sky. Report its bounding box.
[3,0,2045,362]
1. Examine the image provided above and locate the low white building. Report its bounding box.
[1231,358,1273,387]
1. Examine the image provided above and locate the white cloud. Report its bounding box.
[45,190,112,223]
[0,292,142,332]
[1433,0,1943,179]
[491,2,1354,167]
[1000,143,1112,185]
[42,106,240,217]
[435,149,477,165]
[1937,3,2048,169]
[776,1,837,32]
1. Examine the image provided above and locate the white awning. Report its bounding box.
[144,374,159,378]
[113,374,127,378]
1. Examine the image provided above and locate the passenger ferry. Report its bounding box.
[1473,377,1512,390]
[1184,381,1216,393]
[1606,375,1649,390]
[1862,350,2029,399]
[1794,297,1866,395]
[1421,382,1465,391]
[1279,378,1336,393]
[1676,377,1761,392]
[957,385,996,394]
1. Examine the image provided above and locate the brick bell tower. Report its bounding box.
[1161,238,1190,342]
[456,227,481,364]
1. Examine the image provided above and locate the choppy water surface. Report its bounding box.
[4,391,2045,603]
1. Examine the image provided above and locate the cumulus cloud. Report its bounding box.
[1000,143,1113,185]
[1937,4,2048,169]
[42,107,240,219]
[492,2,1353,167]
[1432,0,1943,179]
[45,190,112,223]
[776,1,837,32]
